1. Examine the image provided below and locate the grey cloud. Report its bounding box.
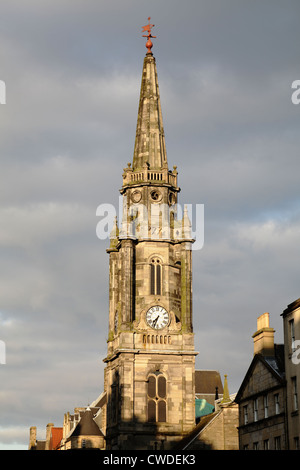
[0,0,299,448]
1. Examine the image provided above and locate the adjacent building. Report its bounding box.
[29,423,63,451]
[176,374,239,450]
[235,312,287,449]
[236,303,300,450]
[281,298,300,449]
[29,369,233,450]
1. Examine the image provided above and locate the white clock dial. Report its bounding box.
[146,306,169,330]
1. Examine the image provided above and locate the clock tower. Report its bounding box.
[103,20,197,450]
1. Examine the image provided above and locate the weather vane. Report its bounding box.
[142,17,156,54]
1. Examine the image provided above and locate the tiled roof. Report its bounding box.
[50,427,63,450]
[195,399,215,418]
[174,412,220,449]
[35,440,46,450]
[195,370,223,395]
[69,407,103,438]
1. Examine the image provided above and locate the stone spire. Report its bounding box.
[132,22,167,171]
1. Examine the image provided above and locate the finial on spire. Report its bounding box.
[142,17,156,54]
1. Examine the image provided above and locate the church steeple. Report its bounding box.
[103,21,197,450]
[121,21,178,197]
[132,52,167,170]
[131,18,167,171]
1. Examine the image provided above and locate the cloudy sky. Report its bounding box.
[0,0,299,449]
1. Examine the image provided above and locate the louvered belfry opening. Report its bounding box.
[150,258,162,295]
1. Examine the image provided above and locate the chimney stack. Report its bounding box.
[45,422,54,450]
[28,426,37,450]
[252,312,275,356]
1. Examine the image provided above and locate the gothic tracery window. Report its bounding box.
[147,373,167,422]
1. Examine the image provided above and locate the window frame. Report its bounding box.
[147,373,167,423]
[263,439,269,450]
[253,398,258,422]
[290,319,296,352]
[274,436,281,450]
[243,405,248,425]
[292,376,298,411]
[150,258,162,296]
[264,394,268,419]
[274,393,280,415]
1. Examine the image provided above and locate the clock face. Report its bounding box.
[146,306,169,330]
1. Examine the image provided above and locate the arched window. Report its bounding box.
[147,373,167,423]
[150,258,162,295]
[158,400,166,422]
[148,400,156,422]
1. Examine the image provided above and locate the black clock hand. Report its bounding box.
[153,315,159,327]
